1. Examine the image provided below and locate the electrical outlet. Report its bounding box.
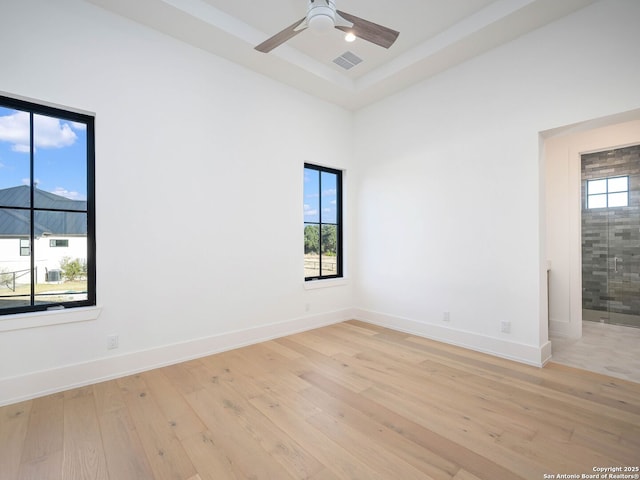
[443,311,450,322]
[107,334,119,350]
[500,321,511,334]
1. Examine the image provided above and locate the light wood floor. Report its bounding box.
[2,320,639,480]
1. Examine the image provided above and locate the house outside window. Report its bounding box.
[304,163,343,280]
[0,95,95,315]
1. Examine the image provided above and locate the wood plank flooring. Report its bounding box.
[1,320,639,479]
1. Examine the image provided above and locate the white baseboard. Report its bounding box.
[0,309,353,407]
[549,319,577,339]
[1,307,552,407]
[354,308,549,368]
[540,340,552,366]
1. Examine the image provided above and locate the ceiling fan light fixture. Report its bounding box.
[308,14,334,34]
[344,32,356,42]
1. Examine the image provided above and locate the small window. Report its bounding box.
[49,239,69,247]
[20,239,30,256]
[304,164,343,280]
[587,176,629,209]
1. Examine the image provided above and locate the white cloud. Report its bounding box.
[13,144,30,153]
[70,122,86,131]
[22,178,42,186]
[0,112,28,149]
[304,204,318,217]
[34,114,77,148]
[322,188,337,197]
[52,187,84,200]
[0,111,78,152]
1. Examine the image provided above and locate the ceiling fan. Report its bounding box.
[255,0,399,53]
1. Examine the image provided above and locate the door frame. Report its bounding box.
[543,109,640,340]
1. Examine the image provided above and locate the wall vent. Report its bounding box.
[333,51,363,70]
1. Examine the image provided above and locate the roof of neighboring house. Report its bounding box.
[0,186,87,237]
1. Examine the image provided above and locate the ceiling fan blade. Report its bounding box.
[335,10,399,49]
[255,17,307,53]
[334,11,354,29]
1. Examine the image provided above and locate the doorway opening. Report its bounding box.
[581,145,640,329]
[544,110,640,381]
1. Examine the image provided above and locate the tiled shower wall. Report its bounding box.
[581,145,640,316]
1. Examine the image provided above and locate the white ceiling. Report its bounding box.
[85,0,596,110]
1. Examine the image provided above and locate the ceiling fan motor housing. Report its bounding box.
[307,0,336,33]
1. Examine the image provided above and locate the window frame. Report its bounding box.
[304,163,343,282]
[586,175,629,209]
[0,94,96,316]
[49,239,69,248]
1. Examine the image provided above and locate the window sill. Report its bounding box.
[304,278,348,290]
[0,306,102,332]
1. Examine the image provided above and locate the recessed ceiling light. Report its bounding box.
[344,32,356,42]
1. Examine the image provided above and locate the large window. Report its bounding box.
[304,163,342,280]
[0,95,95,315]
[587,176,629,209]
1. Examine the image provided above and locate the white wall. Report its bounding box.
[2,0,640,406]
[0,0,354,405]
[353,0,640,365]
[545,115,640,339]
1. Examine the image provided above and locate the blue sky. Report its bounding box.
[0,106,87,200]
[304,167,338,224]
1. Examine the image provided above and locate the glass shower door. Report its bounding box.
[582,145,640,328]
[606,178,640,327]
